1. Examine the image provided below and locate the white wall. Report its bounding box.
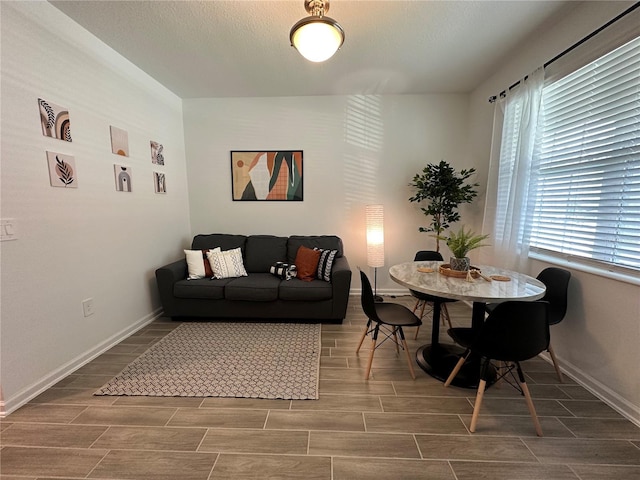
[0,2,191,414]
[183,94,477,292]
[468,0,640,424]
[4,0,637,426]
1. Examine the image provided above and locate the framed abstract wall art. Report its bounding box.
[46,151,77,188]
[150,141,164,165]
[153,172,166,194]
[114,164,132,192]
[231,151,303,201]
[38,98,72,142]
[110,126,129,156]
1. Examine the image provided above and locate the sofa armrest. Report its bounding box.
[331,255,352,319]
[155,259,187,317]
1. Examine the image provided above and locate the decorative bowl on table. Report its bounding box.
[439,264,480,279]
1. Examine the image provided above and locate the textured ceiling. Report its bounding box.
[50,0,575,98]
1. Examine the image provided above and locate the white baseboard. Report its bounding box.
[350,288,413,297]
[0,309,162,417]
[539,352,640,427]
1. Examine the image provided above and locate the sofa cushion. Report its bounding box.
[287,235,343,264]
[245,235,287,273]
[224,273,281,301]
[192,234,247,253]
[173,278,231,300]
[279,278,333,301]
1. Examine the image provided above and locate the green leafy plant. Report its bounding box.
[439,226,490,259]
[409,160,479,251]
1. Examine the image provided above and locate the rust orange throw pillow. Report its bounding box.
[201,249,214,278]
[294,245,321,282]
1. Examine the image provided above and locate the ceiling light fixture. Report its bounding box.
[290,0,345,63]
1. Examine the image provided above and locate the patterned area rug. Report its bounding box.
[95,322,321,400]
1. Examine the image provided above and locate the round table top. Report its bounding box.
[389,261,546,303]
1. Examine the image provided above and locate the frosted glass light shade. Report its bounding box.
[366,204,385,268]
[290,17,344,62]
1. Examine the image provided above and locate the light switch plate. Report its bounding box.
[0,219,17,241]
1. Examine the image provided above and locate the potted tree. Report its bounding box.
[409,160,479,252]
[439,226,490,271]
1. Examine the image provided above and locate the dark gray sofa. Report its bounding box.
[155,234,352,322]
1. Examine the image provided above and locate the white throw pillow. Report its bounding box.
[206,247,248,279]
[184,248,220,279]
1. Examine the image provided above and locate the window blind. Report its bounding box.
[530,35,640,272]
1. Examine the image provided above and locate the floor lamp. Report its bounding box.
[366,204,385,302]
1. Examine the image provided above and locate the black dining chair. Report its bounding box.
[411,251,457,339]
[486,267,571,382]
[356,270,422,380]
[444,300,550,436]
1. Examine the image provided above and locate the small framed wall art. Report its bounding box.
[231,151,303,201]
[150,141,164,165]
[110,126,129,156]
[114,164,132,192]
[153,172,166,194]
[46,151,77,188]
[38,98,72,142]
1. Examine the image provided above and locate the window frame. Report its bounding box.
[527,35,640,283]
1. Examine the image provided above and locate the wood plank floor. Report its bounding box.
[2,296,639,480]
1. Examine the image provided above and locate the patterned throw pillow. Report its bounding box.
[315,248,338,282]
[206,247,248,279]
[270,262,297,280]
[185,248,220,279]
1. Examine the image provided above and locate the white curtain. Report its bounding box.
[482,67,544,272]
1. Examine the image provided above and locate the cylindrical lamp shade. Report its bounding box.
[365,204,385,268]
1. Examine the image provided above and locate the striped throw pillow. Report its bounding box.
[315,248,338,282]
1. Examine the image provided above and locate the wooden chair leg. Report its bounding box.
[469,379,487,433]
[393,327,400,354]
[521,381,543,436]
[547,342,563,382]
[414,301,428,339]
[442,303,453,329]
[444,350,470,387]
[355,320,370,353]
[402,338,416,380]
[412,299,421,314]
[412,299,421,340]
[365,332,378,380]
[494,361,505,388]
[516,362,543,436]
[398,328,416,380]
[419,301,427,318]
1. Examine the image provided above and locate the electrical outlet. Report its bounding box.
[82,298,94,317]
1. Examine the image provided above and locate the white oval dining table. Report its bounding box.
[389,261,546,387]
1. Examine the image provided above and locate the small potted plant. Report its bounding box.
[438,226,490,271]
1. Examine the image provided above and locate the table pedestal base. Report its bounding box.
[416,343,496,389]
